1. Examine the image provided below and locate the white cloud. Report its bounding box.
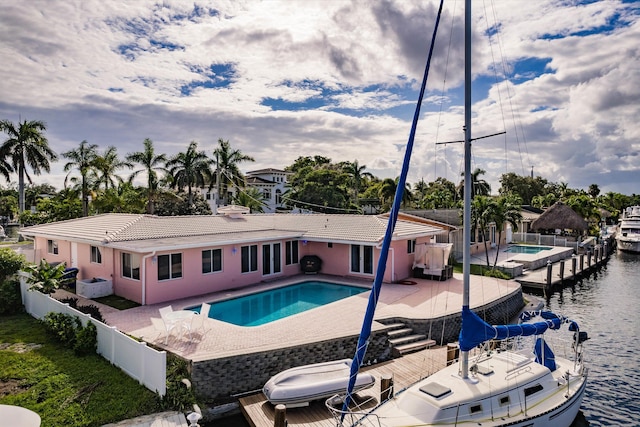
[1,0,638,197]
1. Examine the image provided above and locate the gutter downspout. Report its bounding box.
[141,251,156,306]
[376,241,395,282]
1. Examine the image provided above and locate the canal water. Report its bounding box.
[212,250,640,426]
[544,250,640,426]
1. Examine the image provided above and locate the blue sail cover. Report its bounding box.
[459,307,577,352]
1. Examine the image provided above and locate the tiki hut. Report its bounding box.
[530,201,588,232]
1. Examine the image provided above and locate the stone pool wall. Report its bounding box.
[189,288,523,401]
[190,330,390,401]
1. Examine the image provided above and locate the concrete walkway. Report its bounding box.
[101,411,186,426]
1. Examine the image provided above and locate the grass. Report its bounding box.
[0,313,161,426]
[93,295,140,310]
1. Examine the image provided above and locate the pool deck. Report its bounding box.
[89,272,520,363]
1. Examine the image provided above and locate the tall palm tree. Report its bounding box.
[471,195,494,267]
[0,156,11,182]
[126,138,168,214]
[0,119,57,213]
[93,146,132,191]
[459,167,491,199]
[378,177,412,212]
[212,138,255,206]
[166,141,212,206]
[345,160,373,207]
[62,140,98,217]
[491,194,522,269]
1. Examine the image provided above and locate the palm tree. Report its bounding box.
[344,160,373,207]
[93,146,132,190]
[491,194,522,269]
[0,156,11,182]
[459,167,491,199]
[62,140,98,217]
[212,139,255,206]
[166,141,213,206]
[0,119,57,213]
[233,187,267,213]
[378,177,412,212]
[471,195,494,267]
[126,138,168,214]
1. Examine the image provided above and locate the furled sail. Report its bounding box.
[459,309,580,352]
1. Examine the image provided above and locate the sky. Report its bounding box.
[1,0,639,198]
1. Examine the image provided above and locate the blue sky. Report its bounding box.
[1,0,639,196]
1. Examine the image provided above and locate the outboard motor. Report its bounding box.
[574,331,589,344]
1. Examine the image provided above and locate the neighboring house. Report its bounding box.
[201,168,292,214]
[19,211,448,305]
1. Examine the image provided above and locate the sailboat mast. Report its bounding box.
[460,0,472,380]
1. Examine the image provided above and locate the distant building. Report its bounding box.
[201,168,292,214]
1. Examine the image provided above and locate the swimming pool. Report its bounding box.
[193,281,369,327]
[504,245,553,254]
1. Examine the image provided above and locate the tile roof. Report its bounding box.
[20,213,445,252]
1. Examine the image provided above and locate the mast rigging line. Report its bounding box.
[340,0,445,419]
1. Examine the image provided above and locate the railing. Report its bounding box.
[512,233,581,251]
[19,277,166,397]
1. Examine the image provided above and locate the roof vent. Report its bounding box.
[217,205,250,218]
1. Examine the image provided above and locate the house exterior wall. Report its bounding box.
[31,235,419,305]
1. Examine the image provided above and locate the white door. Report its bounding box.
[71,242,78,268]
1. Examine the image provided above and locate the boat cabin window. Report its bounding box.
[499,395,510,406]
[419,382,451,398]
[469,404,482,414]
[524,384,544,397]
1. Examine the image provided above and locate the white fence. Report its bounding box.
[511,232,582,251]
[19,278,166,397]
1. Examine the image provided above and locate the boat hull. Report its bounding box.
[263,359,375,407]
[616,237,640,253]
[339,351,587,427]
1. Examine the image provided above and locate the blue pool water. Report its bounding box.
[504,245,553,254]
[194,281,368,326]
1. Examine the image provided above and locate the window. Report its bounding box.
[524,384,544,397]
[122,252,140,280]
[275,189,282,204]
[499,396,510,406]
[350,244,374,274]
[241,245,258,273]
[262,243,281,275]
[263,189,271,200]
[202,249,222,274]
[285,240,299,265]
[91,246,102,264]
[47,239,58,255]
[158,253,182,280]
[407,239,416,254]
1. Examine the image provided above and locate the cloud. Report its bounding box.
[1,0,638,197]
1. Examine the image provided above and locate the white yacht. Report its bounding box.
[616,206,640,253]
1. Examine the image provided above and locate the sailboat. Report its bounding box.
[327,1,588,426]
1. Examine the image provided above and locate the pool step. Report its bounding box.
[393,339,436,357]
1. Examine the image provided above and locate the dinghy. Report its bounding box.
[263,359,375,407]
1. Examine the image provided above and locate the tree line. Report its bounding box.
[2,118,639,230]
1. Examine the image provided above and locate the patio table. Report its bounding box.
[163,310,195,339]
[0,404,41,426]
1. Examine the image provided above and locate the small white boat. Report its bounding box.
[263,359,375,407]
[616,206,640,253]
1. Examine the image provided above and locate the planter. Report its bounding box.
[77,277,113,299]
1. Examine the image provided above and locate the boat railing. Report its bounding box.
[325,394,382,427]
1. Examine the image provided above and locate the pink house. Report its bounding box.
[19,210,448,305]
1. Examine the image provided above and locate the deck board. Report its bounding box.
[240,346,448,427]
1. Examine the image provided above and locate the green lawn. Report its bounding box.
[0,313,161,426]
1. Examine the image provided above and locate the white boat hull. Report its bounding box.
[616,236,640,253]
[332,350,587,427]
[263,359,375,407]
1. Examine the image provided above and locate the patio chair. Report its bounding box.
[159,306,176,326]
[194,303,211,333]
[150,317,177,345]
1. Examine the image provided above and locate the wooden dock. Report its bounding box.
[516,242,613,293]
[239,346,448,427]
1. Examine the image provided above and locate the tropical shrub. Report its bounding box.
[0,246,26,282]
[42,312,97,356]
[24,259,66,294]
[0,278,22,315]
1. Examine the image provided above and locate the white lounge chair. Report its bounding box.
[194,303,211,333]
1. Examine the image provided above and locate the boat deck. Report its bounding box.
[239,346,449,427]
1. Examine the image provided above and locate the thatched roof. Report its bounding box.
[530,202,588,231]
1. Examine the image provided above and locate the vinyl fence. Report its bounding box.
[19,278,166,397]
